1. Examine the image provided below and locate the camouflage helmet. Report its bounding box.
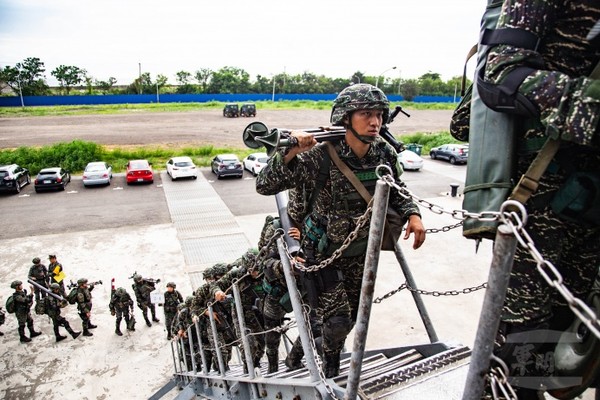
[32,257,41,264]
[212,263,228,278]
[177,302,187,311]
[241,248,259,269]
[11,280,23,289]
[330,83,390,126]
[50,283,60,291]
[116,287,127,296]
[77,277,88,285]
[133,274,143,283]
[185,296,194,307]
[202,267,215,280]
[166,282,176,288]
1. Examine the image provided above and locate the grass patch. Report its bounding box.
[397,131,465,153]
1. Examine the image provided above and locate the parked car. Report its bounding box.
[429,144,469,164]
[398,150,424,171]
[34,167,71,192]
[240,103,256,117]
[211,154,243,179]
[82,161,112,187]
[242,152,269,176]
[166,156,198,180]
[223,103,239,118]
[126,159,154,184]
[0,164,30,194]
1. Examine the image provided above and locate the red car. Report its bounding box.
[126,159,154,185]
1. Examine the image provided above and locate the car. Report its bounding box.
[429,144,469,164]
[242,152,269,176]
[398,150,424,171]
[0,164,30,194]
[223,103,239,118]
[166,156,198,180]
[240,103,256,117]
[126,159,154,184]
[34,167,71,192]
[211,154,243,179]
[82,161,113,187]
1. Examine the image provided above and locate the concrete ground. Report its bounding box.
[1,169,595,399]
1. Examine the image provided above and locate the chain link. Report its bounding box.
[373,281,488,304]
[488,355,518,400]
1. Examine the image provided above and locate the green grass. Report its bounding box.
[399,131,465,153]
[0,100,458,117]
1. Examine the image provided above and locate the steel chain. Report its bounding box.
[488,355,518,400]
[373,281,488,304]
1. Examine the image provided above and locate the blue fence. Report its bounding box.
[0,93,457,107]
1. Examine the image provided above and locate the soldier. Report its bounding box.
[109,287,135,336]
[48,254,66,296]
[476,1,600,398]
[175,296,199,371]
[162,282,183,340]
[212,249,266,371]
[28,257,49,302]
[256,83,425,377]
[0,305,5,336]
[9,280,42,343]
[132,274,160,327]
[45,283,81,341]
[76,278,97,337]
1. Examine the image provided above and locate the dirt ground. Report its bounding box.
[0,109,454,149]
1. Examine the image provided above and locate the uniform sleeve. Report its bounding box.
[484,0,600,147]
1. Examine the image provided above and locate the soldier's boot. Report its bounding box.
[151,308,159,323]
[88,321,97,329]
[82,322,93,336]
[323,352,341,378]
[19,326,31,343]
[27,323,41,338]
[115,319,123,336]
[284,340,304,371]
[64,321,81,339]
[144,315,152,327]
[54,326,67,342]
[267,353,279,373]
[0,331,4,336]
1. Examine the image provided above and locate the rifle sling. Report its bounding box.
[323,142,372,204]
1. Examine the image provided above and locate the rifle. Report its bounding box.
[67,279,103,289]
[128,271,161,285]
[27,279,66,302]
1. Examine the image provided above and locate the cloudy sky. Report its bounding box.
[0,0,486,86]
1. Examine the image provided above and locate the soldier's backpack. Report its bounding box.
[67,287,78,305]
[5,295,15,314]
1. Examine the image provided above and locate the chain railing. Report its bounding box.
[374,281,488,303]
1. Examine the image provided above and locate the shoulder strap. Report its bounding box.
[306,144,332,213]
[323,142,372,203]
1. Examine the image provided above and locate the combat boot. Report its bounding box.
[27,323,41,338]
[64,321,81,339]
[151,309,159,323]
[54,326,67,342]
[88,322,97,329]
[144,315,152,327]
[267,353,279,373]
[19,326,31,343]
[82,325,93,336]
[284,341,304,371]
[323,352,341,378]
[115,320,123,336]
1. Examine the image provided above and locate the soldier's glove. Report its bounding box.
[111,310,116,316]
[546,78,600,149]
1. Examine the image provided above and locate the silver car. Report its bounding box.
[82,162,113,186]
[429,144,469,165]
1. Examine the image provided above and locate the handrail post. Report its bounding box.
[232,281,260,399]
[208,303,227,376]
[194,318,209,374]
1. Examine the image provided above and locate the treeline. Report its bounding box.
[1,57,470,101]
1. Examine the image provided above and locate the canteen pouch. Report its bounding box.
[551,171,600,226]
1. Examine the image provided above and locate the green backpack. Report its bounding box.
[67,288,79,305]
[5,295,16,314]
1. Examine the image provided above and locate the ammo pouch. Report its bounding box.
[304,214,329,253]
[278,292,293,313]
[316,267,344,291]
[551,171,600,227]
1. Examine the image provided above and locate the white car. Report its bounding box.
[166,156,198,180]
[398,150,424,171]
[242,152,269,176]
[82,161,112,186]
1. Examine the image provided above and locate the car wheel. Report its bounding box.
[450,156,457,165]
[252,168,257,177]
[15,181,21,194]
[26,174,31,185]
[430,152,436,160]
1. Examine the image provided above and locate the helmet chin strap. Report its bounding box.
[348,120,376,144]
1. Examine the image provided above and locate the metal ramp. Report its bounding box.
[151,178,473,400]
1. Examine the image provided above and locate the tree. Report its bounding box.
[350,71,365,85]
[95,77,117,94]
[194,68,212,93]
[208,66,250,94]
[175,70,196,93]
[399,79,420,101]
[51,65,86,94]
[418,71,446,96]
[0,57,49,96]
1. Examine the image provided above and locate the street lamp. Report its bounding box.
[375,66,397,88]
[271,75,276,102]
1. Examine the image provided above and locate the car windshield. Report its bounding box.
[39,170,57,176]
[257,157,268,163]
[86,164,105,172]
[0,171,8,178]
[130,161,149,169]
[175,161,193,167]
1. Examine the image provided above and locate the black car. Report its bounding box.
[240,103,256,117]
[223,103,239,118]
[0,164,30,194]
[211,154,243,179]
[34,167,71,192]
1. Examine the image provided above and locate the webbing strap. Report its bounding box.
[324,142,372,203]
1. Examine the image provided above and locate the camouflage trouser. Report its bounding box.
[232,306,265,367]
[16,311,34,328]
[205,319,234,370]
[138,301,157,321]
[164,311,177,337]
[115,308,131,326]
[263,294,287,358]
[318,255,364,357]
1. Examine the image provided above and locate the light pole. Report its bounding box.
[271,75,276,102]
[375,66,396,88]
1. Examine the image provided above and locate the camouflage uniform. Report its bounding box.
[76,279,97,336]
[0,306,5,336]
[48,255,66,296]
[210,251,266,370]
[45,284,80,341]
[163,284,183,339]
[109,287,135,336]
[478,1,600,397]
[10,281,41,342]
[256,114,421,376]
[174,297,200,371]
[132,275,159,327]
[28,258,49,302]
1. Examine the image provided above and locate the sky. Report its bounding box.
[0,0,487,87]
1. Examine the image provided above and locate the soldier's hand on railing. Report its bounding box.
[214,290,227,302]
